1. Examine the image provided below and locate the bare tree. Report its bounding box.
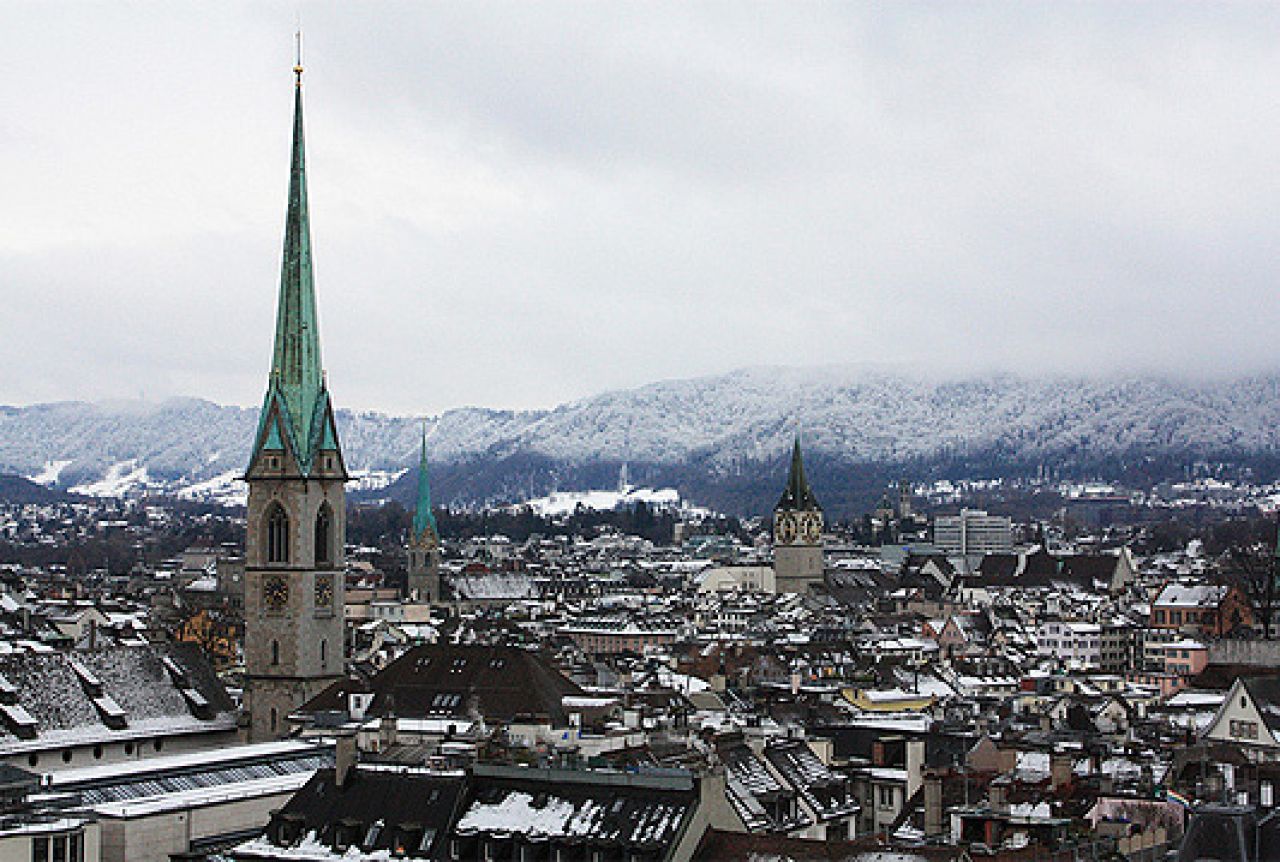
[1222,536,1278,640]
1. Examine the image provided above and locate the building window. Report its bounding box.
[61,750,71,764]
[1230,719,1260,740]
[272,640,280,666]
[315,505,333,566]
[270,708,278,734]
[32,836,48,862]
[92,745,102,760]
[320,639,327,667]
[266,504,290,564]
[51,836,66,862]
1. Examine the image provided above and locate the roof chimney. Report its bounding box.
[334,731,357,788]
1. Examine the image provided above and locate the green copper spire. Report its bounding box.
[413,427,439,543]
[270,67,323,446]
[248,61,343,477]
[776,436,821,511]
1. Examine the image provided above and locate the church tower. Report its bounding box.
[406,428,442,603]
[773,437,824,594]
[243,59,347,741]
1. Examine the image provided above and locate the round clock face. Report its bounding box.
[776,513,798,544]
[264,576,289,611]
[314,575,334,607]
[800,514,821,544]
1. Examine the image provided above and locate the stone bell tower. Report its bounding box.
[243,59,348,741]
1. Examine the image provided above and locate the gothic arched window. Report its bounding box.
[315,504,333,566]
[271,640,280,666]
[266,504,290,564]
[320,638,327,667]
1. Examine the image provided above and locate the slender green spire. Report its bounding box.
[249,60,340,476]
[270,67,323,444]
[413,426,439,542]
[776,435,821,511]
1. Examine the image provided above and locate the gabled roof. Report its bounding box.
[1154,583,1231,608]
[0,642,234,752]
[717,735,810,833]
[301,644,583,726]
[240,767,463,860]
[242,764,697,860]
[763,738,858,821]
[1240,676,1280,735]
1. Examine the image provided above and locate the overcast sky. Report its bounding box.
[2,3,1279,415]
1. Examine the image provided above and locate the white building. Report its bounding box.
[1037,621,1102,668]
[932,510,1013,557]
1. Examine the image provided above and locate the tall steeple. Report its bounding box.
[242,56,348,742]
[412,426,438,546]
[407,425,443,603]
[248,55,343,478]
[272,63,322,433]
[776,436,821,512]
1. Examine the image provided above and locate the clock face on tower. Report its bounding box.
[776,513,798,545]
[314,575,334,608]
[264,576,289,611]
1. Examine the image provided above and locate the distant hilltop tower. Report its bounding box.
[897,479,913,519]
[242,58,348,742]
[773,437,824,594]
[406,428,442,603]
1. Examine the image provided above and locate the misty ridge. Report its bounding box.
[1,365,1278,515]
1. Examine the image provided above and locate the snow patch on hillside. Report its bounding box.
[350,468,409,493]
[175,470,246,507]
[70,460,152,497]
[27,460,72,487]
[522,485,680,517]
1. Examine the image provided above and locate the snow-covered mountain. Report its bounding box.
[3,367,1279,512]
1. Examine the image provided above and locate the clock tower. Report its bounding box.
[773,437,824,594]
[243,60,347,742]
